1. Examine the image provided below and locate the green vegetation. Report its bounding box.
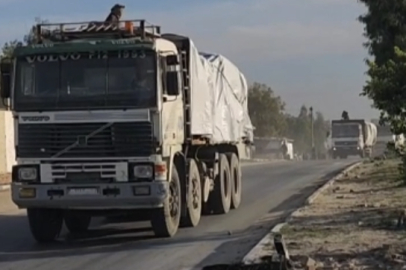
[358,1,406,176]
[248,83,329,157]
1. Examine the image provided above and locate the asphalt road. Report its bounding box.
[0,158,357,270]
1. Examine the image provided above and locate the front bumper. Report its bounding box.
[11,181,168,210]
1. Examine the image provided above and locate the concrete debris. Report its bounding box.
[305,256,316,270]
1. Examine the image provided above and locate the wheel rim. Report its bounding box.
[191,176,200,209]
[169,181,179,218]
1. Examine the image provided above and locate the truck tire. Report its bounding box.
[180,159,202,227]
[227,153,241,209]
[27,208,63,243]
[210,153,232,214]
[64,212,91,233]
[151,165,181,237]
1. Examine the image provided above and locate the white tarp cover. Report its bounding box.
[188,39,254,143]
[364,121,377,146]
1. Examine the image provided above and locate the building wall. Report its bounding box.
[0,111,15,173]
[5,111,15,172]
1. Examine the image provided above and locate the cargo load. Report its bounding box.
[186,39,253,142]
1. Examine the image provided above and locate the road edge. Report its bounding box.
[303,161,361,206]
[241,160,362,264]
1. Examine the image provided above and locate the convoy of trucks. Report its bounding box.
[0,16,392,245]
[331,119,377,159]
[0,19,254,243]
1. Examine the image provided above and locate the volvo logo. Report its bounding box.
[21,116,50,122]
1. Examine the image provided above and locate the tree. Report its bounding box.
[313,111,329,157]
[359,1,406,175]
[282,105,328,157]
[248,82,286,137]
[358,1,406,135]
[24,17,49,45]
[1,40,20,58]
[292,105,312,154]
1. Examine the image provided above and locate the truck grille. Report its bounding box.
[17,122,154,158]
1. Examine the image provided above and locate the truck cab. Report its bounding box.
[331,119,376,159]
[331,121,364,158]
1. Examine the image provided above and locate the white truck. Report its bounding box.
[375,125,404,154]
[0,19,254,243]
[331,119,377,158]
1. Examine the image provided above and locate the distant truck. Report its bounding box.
[375,125,404,153]
[0,19,254,243]
[331,119,377,159]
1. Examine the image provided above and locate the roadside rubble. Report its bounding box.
[279,158,406,269]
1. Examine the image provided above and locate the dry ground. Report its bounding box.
[281,159,406,270]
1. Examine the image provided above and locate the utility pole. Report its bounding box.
[310,106,315,159]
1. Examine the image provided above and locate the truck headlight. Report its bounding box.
[133,165,153,179]
[18,167,37,181]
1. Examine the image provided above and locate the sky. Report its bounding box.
[0,0,377,120]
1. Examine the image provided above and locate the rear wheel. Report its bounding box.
[27,208,63,243]
[151,165,181,237]
[227,153,241,210]
[208,154,231,214]
[180,159,202,227]
[64,211,91,233]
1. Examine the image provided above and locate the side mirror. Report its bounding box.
[166,55,179,66]
[0,61,11,99]
[166,71,179,96]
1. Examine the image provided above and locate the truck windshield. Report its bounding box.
[332,124,360,138]
[14,50,156,111]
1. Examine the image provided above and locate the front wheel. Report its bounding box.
[151,165,181,237]
[64,211,91,234]
[27,208,63,243]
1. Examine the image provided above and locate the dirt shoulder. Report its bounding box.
[281,159,406,269]
[0,173,10,185]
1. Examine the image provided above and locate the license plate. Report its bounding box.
[68,187,99,196]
